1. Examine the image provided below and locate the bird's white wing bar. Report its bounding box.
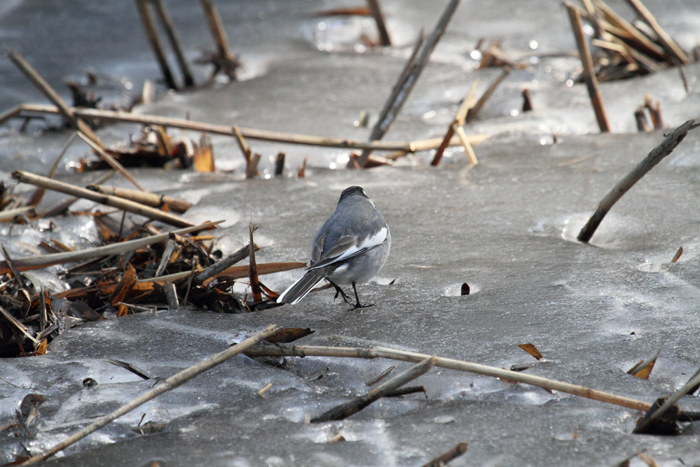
[310,227,387,270]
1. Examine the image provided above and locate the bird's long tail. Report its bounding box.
[277,268,329,304]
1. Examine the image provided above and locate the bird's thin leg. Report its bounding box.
[352,282,374,309]
[328,279,352,305]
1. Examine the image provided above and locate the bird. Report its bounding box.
[277,186,391,308]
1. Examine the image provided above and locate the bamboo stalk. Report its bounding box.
[624,0,691,65]
[21,325,280,464]
[13,171,194,228]
[311,358,433,422]
[77,132,144,191]
[134,0,178,90]
[88,185,192,213]
[0,207,36,223]
[410,133,490,152]
[150,0,195,87]
[577,119,696,243]
[359,0,463,166]
[565,3,610,133]
[366,0,391,46]
[4,49,104,147]
[15,104,414,151]
[245,344,653,412]
[0,221,219,275]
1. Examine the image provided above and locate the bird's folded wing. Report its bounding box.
[310,227,387,270]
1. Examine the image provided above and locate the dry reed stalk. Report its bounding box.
[577,119,696,242]
[134,0,178,89]
[565,3,611,133]
[21,325,280,464]
[13,171,194,228]
[245,344,653,412]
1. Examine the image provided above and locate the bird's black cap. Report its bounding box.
[338,186,368,203]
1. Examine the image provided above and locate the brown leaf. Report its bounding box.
[34,339,47,355]
[265,327,314,344]
[109,263,138,305]
[632,358,657,380]
[518,343,543,360]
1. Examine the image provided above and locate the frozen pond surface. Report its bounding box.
[2,0,700,466]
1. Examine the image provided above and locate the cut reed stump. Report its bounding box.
[577,119,696,243]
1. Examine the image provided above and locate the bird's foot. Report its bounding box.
[329,281,353,305]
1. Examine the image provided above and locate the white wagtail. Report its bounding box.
[277,186,391,308]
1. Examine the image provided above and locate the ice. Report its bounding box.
[3,0,700,465]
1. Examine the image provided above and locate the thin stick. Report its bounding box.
[199,0,235,70]
[624,0,691,65]
[465,69,510,124]
[194,243,256,284]
[13,171,193,228]
[245,344,652,412]
[4,49,104,147]
[564,3,610,133]
[21,325,280,464]
[248,224,262,302]
[0,105,21,127]
[432,79,479,166]
[232,124,251,163]
[75,261,305,297]
[150,0,195,88]
[577,119,696,243]
[358,0,463,166]
[27,132,78,207]
[15,103,488,153]
[257,382,273,398]
[311,358,433,422]
[274,152,285,176]
[77,132,144,191]
[134,0,178,90]
[0,304,39,345]
[0,221,219,275]
[1,245,28,290]
[88,185,191,213]
[366,0,391,46]
[421,442,468,467]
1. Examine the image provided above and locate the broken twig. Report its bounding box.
[577,119,696,242]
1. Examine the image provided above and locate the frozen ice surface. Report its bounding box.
[2,0,700,465]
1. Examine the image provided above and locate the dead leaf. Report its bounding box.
[265,327,314,344]
[518,343,543,360]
